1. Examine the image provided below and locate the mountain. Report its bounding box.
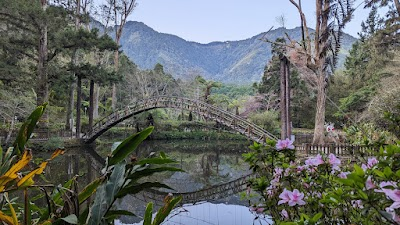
[115,21,357,83]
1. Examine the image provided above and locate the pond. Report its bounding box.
[39,139,271,225]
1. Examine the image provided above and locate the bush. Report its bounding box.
[243,138,400,224]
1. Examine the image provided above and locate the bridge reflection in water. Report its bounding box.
[41,139,259,224]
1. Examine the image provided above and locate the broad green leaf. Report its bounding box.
[137,158,176,165]
[61,214,78,224]
[374,170,385,178]
[13,103,47,155]
[384,167,393,178]
[143,202,153,225]
[109,126,154,165]
[354,164,364,177]
[87,162,125,225]
[105,162,126,207]
[152,196,182,225]
[311,212,323,223]
[357,189,368,200]
[127,167,184,181]
[116,182,172,199]
[86,184,106,225]
[104,210,135,220]
[78,177,103,204]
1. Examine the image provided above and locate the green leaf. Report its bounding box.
[160,151,166,159]
[357,189,368,200]
[86,184,106,225]
[143,202,153,225]
[384,167,393,178]
[152,196,182,225]
[105,210,135,220]
[78,178,103,204]
[13,103,47,155]
[374,170,385,178]
[137,158,176,165]
[87,162,125,225]
[61,214,78,224]
[310,212,322,223]
[109,126,154,165]
[127,167,184,181]
[116,182,173,199]
[354,164,364,177]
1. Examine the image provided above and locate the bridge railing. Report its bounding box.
[83,96,278,142]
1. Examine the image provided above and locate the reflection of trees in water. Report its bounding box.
[200,150,220,177]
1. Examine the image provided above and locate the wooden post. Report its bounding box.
[280,56,291,140]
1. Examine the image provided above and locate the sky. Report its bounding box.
[94,0,373,44]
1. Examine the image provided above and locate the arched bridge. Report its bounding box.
[82,96,277,143]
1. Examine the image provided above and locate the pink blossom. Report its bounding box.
[276,138,295,150]
[380,181,398,188]
[288,189,306,206]
[361,164,368,171]
[328,154,341,167]
[305,154,324,167]
[382,189,400,210]
[280,209,289,219]
[365,176,376,190]
[278,189,291,205]
[338,172,350,179]
[386,207,400,223]
[367,157,378,168]
[296,165,305,173]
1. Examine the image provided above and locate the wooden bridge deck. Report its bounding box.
[82,96,278,143]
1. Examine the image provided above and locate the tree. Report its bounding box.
[101,0,136,110]
[195,76,222,103]
[281,0,354,144]
[0,0,71,127]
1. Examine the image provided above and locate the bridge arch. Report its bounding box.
[82,96,277,143]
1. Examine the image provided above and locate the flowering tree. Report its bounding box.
[243,139,400,224]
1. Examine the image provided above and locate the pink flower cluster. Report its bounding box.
[276,138,295,150]
[361,157,379,171]
[278,189,306,206]
[304,153,341,171]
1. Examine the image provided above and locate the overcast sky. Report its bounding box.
[94,0,375,44]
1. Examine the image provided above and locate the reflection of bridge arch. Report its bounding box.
[137,173,255,205]
[82,96,277,143]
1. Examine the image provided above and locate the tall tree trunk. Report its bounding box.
[76,75,82,138]
[93,83,100,119]
[65,81,75,131]
[37,0,48,128]
[89,79,94,130]
[280,57,287,140]
[112,47,119,111]
[312,74,327,145]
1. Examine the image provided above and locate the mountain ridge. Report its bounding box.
[108,21,357,83]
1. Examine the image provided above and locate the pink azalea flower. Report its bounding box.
[361,163,368,171]
[278,189,291,205]
[276,138,295,150]
[305,154,324,167]
[281,209,289,219]
[365,176,376,190]
[328,153,341,167]
[338,171,350,179]
[249,206,264,214]
[288,189,306,206]
[382,189,400,210]
[380,181,398,188]
[367,157,378,168]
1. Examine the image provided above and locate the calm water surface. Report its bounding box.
[39,139,271,224]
